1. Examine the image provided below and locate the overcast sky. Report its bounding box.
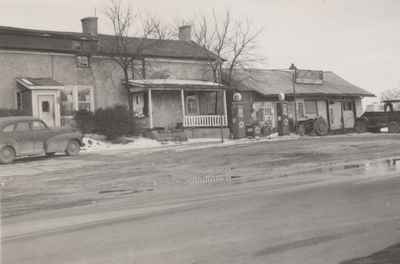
[2,0,399,98]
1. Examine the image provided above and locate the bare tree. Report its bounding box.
[192,10,264,85]
[104,0,172,113]
[381,87,400,100]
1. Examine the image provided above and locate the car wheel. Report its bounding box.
[0,146,16,164]
[65,140,80,156]
[388,121,400,133]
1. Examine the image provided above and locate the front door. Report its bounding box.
[38,95,55,127]
[329,102,343,130]
[343,101,355,129]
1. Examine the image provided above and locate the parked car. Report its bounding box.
[355,100,400,133]
[0,116,82,164]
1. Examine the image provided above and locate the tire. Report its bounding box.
[296,124,305,136]
[0,146,16,164]
[313,117,328,136]
[354,120,367,133]
[388,121,400,133]
[65,140,80,156]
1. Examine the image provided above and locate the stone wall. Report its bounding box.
[0,50,214,111]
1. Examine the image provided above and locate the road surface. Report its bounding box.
[1,134,400,263]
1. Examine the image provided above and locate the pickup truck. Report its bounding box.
[355,100,400,133]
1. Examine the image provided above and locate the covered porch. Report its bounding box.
[128,79,228,130]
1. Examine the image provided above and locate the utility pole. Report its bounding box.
[289,63,298,132]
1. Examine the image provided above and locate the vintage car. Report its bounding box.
[0,116,83,164]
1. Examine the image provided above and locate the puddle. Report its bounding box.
[99,189,129,194]
[191,157,400,186]
[99,188,154,195]
[303,157,400,177]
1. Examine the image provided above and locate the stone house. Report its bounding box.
[0,17,228,138]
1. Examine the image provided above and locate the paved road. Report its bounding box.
[1,134,400,263]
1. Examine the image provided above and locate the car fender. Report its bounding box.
[45,132,82,153]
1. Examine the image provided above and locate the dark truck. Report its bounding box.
[355,100,400,133]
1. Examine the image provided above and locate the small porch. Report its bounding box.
[128,79,228,132]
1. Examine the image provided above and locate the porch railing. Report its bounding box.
[183,115,228,127]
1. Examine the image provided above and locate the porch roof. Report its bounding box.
[128,79,224,92]
[16,77,64,90]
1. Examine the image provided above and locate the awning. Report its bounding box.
[16,77,64,90]
[128,79,224,92]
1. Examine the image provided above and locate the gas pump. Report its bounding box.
[231,93,246,139]
[277,94,290,136]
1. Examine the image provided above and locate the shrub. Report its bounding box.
[74,109,95,133]
[94,105,132,139]
[0,108,27,117]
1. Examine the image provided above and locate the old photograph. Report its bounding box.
[0,0,399,263]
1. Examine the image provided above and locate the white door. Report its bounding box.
[343,101,355,128]
[38,95,55,127]
[329,102,343,130]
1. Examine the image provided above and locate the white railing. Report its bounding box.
[183,115,228,127]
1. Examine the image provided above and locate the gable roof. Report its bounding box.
[97,34,219,61]
[231,69,375,97]
[0,25,219,61]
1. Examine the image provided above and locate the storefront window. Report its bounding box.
[305,100,318,115]
[297,102,305,118]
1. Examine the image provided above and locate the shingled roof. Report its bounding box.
[0,25,219,61]
[231,69,375,97]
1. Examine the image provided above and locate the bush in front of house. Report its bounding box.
[0,108,27,117]
[74,109,95,134]
[93,105,132,140]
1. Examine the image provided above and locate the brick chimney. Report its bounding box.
[81,17,98,36]
[178,25,191,41]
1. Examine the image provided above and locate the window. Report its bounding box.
[305,101,318,115]
[61,87,74,116]
[186,95,199,115]
[297,102,305,118]
[132,93,144,117]
[16,92,23,110]
[15,122,30,132]
[76,56,90,68]
[78,87,92,111]
[343,101,353,111]
[3,124,14,132]
[41,101,50,112]
[31,121,47,130]
[61,86,94,115]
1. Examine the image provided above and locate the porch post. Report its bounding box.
[181,88,185,126]
[148,88,153,129]
[223,89,227,126]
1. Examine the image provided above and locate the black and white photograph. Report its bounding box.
[0,0,399,263]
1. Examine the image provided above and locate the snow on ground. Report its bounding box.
[81,133,296,154]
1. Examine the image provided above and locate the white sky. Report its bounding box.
[2,0,399,98]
